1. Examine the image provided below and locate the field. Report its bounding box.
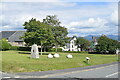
[1,50,118,73]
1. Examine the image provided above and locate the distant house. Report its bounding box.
[62,36,80,51]
[0,31,26,46]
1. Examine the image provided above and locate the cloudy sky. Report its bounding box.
[0,0,118,37]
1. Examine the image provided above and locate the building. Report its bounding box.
[0,31,26,46]
[62,36,80,51]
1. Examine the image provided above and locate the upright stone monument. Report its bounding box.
[31,44,39,58]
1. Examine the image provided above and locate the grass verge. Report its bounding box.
[1,50,118,73]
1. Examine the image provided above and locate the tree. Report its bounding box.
[22,18,54,55]
[43,15,68,53]
[95,35,120,54]
[76,37,91,51]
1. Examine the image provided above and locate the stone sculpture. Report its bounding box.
[54,53,60,58]
[48,54,53,58]
[66,54,73,58]
[31,44,39,58]
[86,57,90,64]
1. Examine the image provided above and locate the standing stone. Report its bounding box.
[48,54,53,58]
[31,44,39,58]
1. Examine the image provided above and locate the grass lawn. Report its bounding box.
[1,50,118,73]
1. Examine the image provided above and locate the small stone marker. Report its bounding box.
[48,54,53,58]
[54,53,60,58]
[66,54,73,58]
[86,57,90,64]
[31,44,39,58]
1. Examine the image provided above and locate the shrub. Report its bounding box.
[0,39,11,50]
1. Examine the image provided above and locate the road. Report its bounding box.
[1,62,119,79]
[47,64,118,78]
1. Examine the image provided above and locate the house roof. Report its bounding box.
[0,31,16,39]
[0,31,25,42]
[67,36,77,42]
[8,31,25,42]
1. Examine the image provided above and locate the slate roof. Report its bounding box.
[0,31,25,42]
[8,31,25,42]
[0,31,16,39]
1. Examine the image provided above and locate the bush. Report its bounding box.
[48,48,62,52]
[0,39,11,51]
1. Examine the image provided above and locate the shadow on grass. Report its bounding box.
[83,61,91,65]
[18,52,52,55]
[27,56,40,60]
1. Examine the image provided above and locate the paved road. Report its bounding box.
[1,62,119,79]
[47,64,118,78]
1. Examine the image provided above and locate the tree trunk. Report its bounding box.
[41,42,42,55]
[44,46,46,52]
[80,46,83,51]
[56,44,58,53]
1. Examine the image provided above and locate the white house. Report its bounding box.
[62,36,80,51]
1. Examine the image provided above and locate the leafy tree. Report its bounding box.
[43,15,68,53]
[22,18,54,55]
[0,39,11,50]
[76,37,90,51]
[95,35,120,53]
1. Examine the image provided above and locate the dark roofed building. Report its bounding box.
[0,31,16,40]
[9,31,25,42]
[0,31,26,46]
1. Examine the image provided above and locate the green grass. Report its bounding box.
[1,50,118,73]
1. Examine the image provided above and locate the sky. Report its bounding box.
[0,0,119,37]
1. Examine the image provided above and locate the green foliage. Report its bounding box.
[10,46,19,50]
[0,39,11,50]
[76,37,91,51]
[48,48,62,52]
[95,35,120,53]
[22,15,68,53]
[22,18,54,46]
[43,15,68,52]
